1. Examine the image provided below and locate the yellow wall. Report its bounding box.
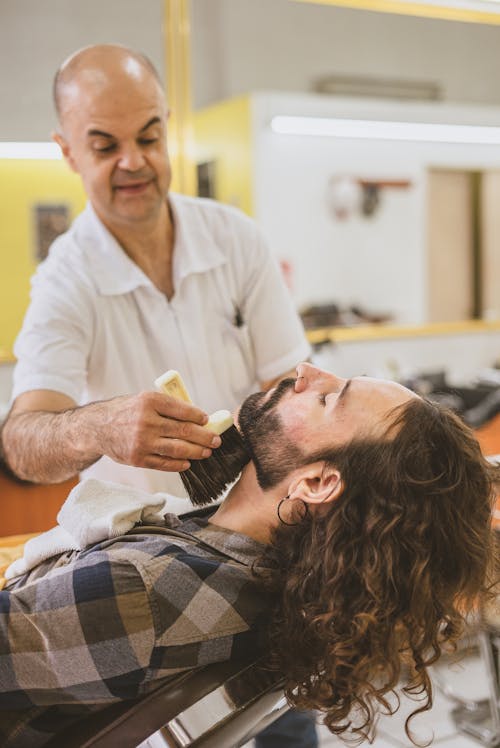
[0,160,86,359]
[193,95,254,216]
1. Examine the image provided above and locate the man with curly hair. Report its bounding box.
[0,363,497,746]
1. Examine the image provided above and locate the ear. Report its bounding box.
[287,462,344,506]
[52,131,78,173]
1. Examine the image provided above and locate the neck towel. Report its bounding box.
[5,478,169,581]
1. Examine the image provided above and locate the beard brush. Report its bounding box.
[154,370,251,506]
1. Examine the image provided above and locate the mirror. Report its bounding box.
[190,0,500,327]
[2,0,500,363]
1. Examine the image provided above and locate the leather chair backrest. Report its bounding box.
[44,658,287,748]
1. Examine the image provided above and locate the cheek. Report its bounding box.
[79,158,106,185]
[92,164,115,192]
[280,404,346,452]
[155,151,171,174]
[278,408,310,444]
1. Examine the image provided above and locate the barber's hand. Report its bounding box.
[99,391,221,472]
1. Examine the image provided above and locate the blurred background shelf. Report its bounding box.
[306,319,500,345]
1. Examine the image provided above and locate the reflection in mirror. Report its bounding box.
[3,0,500,363]
[193,91,500,325]
[191,0,500,325]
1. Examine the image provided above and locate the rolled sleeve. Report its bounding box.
[12,253,94,404]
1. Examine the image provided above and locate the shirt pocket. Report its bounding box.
[221,317,256,401]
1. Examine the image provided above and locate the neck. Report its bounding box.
[210,463,279,544]
[99,200,175,297]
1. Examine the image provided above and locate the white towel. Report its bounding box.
[5,526,79,580]
[58,478,168,546]
[5,478,170,581]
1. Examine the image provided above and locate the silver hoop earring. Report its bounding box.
[277,495,309,526]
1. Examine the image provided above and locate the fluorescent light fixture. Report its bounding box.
[270,116,500,144]
[292,1,500,22]
[0,142,62,159]
[405,0,500,11]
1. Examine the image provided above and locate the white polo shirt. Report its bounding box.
[13,193,310,507]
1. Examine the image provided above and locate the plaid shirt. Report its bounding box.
[0,515,270,747]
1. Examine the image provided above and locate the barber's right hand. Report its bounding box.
[99,391,221,472]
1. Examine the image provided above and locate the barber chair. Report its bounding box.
[449,608,500,747]
[44,658,288,748]
[448,459,500,747]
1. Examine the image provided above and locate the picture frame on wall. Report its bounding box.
[33,204,70,262]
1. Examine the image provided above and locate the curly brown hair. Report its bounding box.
[258,397,499,744]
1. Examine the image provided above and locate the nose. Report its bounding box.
[117,142,146,172]
[295,362,323,393]
[294,362,343,393]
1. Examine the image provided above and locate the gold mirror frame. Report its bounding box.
[292,0,500,26]
[164,0,197,195]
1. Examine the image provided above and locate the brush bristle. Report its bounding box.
[180,425,251,505]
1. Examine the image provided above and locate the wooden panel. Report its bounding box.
[481,171,500,320]
[427,169,473,322]
[306,319,500,345]
[475,414,500,459]
[0,467,76,537]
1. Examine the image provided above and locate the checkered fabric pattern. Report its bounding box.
[0,515,269,746]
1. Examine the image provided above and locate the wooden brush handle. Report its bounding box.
[154,370,233,435]
[154,370,192,403]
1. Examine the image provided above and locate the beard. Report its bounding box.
[238,378,305,490]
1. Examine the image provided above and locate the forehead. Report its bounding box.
[334,376,417,430]
[343,377,416,439]
[350,375,415,403]
[60,70,166,133]
[278,371,416,444]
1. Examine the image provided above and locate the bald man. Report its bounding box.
[2,45,310,508]
[2,44,313,748]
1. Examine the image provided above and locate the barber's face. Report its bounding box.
[238,363,417,489]
[55,70,170,232]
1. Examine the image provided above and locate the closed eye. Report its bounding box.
[318,393,327,406]
[92,141,117,153]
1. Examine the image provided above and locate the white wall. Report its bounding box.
[312,329,500,385]
[192,0,500,109]
[252,92,500,322]
[3,0,500,138]
[0,0,164,140]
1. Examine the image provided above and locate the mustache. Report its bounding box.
[259,377,296,415]
[112,170,155,185]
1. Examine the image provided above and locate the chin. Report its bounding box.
[115,203,162,223]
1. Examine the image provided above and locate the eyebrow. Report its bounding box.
[87,117,162,139]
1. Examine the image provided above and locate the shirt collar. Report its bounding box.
[168,193,227,287]
[77,202,153,296]
[165,514,267,568]
[77,194,227,297]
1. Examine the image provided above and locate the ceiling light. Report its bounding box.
[0,142,62,160]
[270,116,500,144]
